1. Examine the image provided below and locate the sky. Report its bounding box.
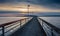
[0,0,60,12]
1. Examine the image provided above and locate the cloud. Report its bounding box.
[26,0,60,9]
[0,0,60,4]
[0,0,26,3]
[28,0,60,4]
[0,0,60,9]
[0,12,26,17]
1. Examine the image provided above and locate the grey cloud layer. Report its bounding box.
[0,0,60,9]
[0,0,60,4]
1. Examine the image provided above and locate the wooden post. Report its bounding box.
[41,20,43,27]
[25,18,26,24]
[51,28,53,36]
[2,26,5,36]
[20,20,21,27]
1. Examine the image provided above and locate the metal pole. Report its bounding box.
[27,5,30,15]
[2,26,5,36]
[20,20,21,27]
[41,20,43,27]
[25,18,26,23]
[51,28,53,36]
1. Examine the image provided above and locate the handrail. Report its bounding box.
[0,18,32,36]
[0,20,20,27]
[0,18,28,27]
[39,18,60,34]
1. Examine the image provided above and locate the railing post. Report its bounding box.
[20,20,21,27]
[41,20,43,27]
[51,28,53,36]
[2,26,5,36]
[25,18,26,24]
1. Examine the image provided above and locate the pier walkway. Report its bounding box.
[11,17,46,36]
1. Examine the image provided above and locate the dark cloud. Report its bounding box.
[0,0,27,3]
[50,0,60,3]
[0,0,60,9]
[38,0,60,4]
[28,0,60,4]
[27,0,60,9]
[0,0,5,3]
[0,0,18,3]
[0,0,60,4]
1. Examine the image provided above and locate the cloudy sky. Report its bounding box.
[0,0,60,12]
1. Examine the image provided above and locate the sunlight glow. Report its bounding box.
[19,9,27,12]
[0,2,60,12]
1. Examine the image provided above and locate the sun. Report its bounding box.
[19,8,28,12]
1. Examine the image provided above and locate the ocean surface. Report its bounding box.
[0,11,60,17]
[0,17,60,29]
[0,11,60,28]
[40,17,60,28]
[0,11,60,36]
[0,17,28,24]
[0,17,60,28]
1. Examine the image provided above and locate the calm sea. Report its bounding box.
[40,17,60,28]
[0,11,60,36]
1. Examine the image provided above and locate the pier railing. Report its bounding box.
[38,18,60,36]
[0,17,32,36]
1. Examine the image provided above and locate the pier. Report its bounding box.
[0,16,60,36]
